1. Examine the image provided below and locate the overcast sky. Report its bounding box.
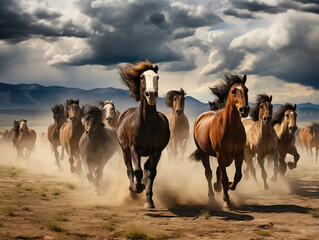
[0,0,318,104]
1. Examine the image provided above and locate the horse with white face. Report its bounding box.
[117,60,170,208]
[101,101,120,129]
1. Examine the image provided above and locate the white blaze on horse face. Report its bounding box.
[104,104,114,119]
[143,70,158,93]
[19,121,26,131]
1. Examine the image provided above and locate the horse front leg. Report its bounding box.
[144,151,162,208]
[201,153,215,202]
[316,148,319,164]
[60,147,65,160]
[130,145,145,194]
[219,164,232,210]
[229,153,244,191]
[52,144,61,169]
[270,151,280,181]
[67,146,76,173]
[171,139,178,161]
[257,155,268,190]
[180,138,187,161]
[122,149,136,199]
[287,147,300,170]
[94,162,106,195]
[278,153,287,175]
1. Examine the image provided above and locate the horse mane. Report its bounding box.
[271,103,297,126]
[250,94,272,121]
[118,60,158,101]
[13,119,27,137]
[208,99,224,110]
[83,105,103,119]
[64,99,79,118]
[164,88,186,108]
[310,122,319,135]
[51,104,64,115]
[209,73,245,109]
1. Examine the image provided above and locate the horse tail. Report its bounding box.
[190,148,203,161]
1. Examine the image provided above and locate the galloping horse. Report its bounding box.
[190,73,249,209]
[47,104,67,169]
[298,123,319,163]
[271,104,299,176]
[164,88,189,161]
[117,60,170,208]
[13,119,37,159]
[60,99,84,173]
[242,94,279,189]
[100,100,121,129]
[80,105,118,194]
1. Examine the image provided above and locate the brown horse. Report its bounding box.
[80,105,118,194]
[13,119,37,159]
[298,123,319,163]
[117,60,170,208]
[47,104,67,169]
[190,73,249,209]
[0,128,15,145]
[100,100,121,129]
[164,88,189,161]
[242,94,279,189]
[271,103,299,177]
[60,99,85,173]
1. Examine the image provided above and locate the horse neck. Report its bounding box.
[173,109,184,122]
[72,118,83,129]
[139,97,157,124]
[223,98,241,127]
[278,121,293,140]
[257,118,272,135]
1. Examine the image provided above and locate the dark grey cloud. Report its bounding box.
[232,1,287,14]
[301,5,319,14]
[0,0,89,43]
[223,9,255,19]
[162,56,197,72]
[174,30,195,40]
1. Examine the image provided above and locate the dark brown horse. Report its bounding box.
[117,60,170,208]
[80,105,118,194]
[190,73,249,209]
[47,104,67,169]
[298,123,319,164]
[164,88,189,161]
[13,119,37,159]
[209,99,224,111]
[271,103,299,177]
[242,94,279,189]
[60,99,85,173]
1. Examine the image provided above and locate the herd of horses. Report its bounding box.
[1,60,319,210]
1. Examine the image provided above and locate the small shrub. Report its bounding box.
[46,221,63,232]
[6,207,15,217]
[55,211,68,222]
[24,187,32,191]
[199,209,211,220]
[254,229,271,236]
[62,182,76,189]
[309,208,319,218]
[16,183,22,187]
[22,207,31,211]
[104,223,115,232]
[52,189,62,196]
[125,223,148,239]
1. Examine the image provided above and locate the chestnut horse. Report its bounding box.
[190,73,249,209]
[117,60,170,208]
[271,104,299,177]
[47,104,67,169]
[164,88,189,161]
[60,99,85,173]
[298,123,319,163]
[80,105,118,194]
[100,100,121,129]
[242,94,279,189]
[13,119,37,159]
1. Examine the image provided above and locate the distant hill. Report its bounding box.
[0,82,318,127]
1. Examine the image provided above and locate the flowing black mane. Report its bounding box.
[250,94,272,121]
[51,104,64,115]
[310,122,319,135]
[271,103,297,126]
[82,105,103,119]
[119,60,158,101]
[209,73,246,110]
[164,88,186,108]
[64,99,79,118]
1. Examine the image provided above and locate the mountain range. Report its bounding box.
[0,82,318,126]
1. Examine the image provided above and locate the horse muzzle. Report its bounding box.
[176,109,182,116]
[145,91,158,106]
[263,116,271,125]
[239,106,250,118]
[289,126,298,134]
[70,116,77,123]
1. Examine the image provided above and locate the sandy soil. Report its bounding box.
[0,129,318,240]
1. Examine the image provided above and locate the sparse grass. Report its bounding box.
[22,207,31,211]
[152,232,170,239]
[9,167,23,177]
[24,187,33,191]
[94,204,109,210]
[16,182,22,187]
[5,206,15,217]
[61,182,76,189]
[199,209,211,220]
[52,188,62,196]
[125,223,148,239]
[254,229,271,236]
[104,223,115,232]
[46,221,63,232]
[102,215,118,223]
[41,192,47,197]
[309,208,319,218]
[55,211,69,222]
[41,186,48,192]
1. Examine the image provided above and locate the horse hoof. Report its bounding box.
[70,166,76,173]
[94,189,102,196]
[130,191,137,200]
[133,183,145,194]
[223,202,233,211]
[270,175,277,182]
[144,201,155,208]
[213,182,222,192]
[261,184,268,191]
[288,162,296,170]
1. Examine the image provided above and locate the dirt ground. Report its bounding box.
[0,129,318,240]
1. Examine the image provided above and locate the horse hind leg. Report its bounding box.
[201,153,215,202]
[219,165,232,210]
[214,166,222,192]
[52,145,61,170]
[60,147,65,160]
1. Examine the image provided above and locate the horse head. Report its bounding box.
[19,119,28,132]
[103,101,115,124]
[229,74,250,118]
[140,65,159,106]
[284,104,298,134]
[173,89,185,116]
[82,106,103,137]
[259,95,273,125]
[65,99,81,123]
[51,104,65,125]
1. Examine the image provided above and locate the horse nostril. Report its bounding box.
[263,117,267,121]
[289,126,293,130]
[239,107,244,113]
[86,130,89,135]
[154,91,158,97]
[145,91,150,97]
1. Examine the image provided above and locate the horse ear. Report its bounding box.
[293,104,297,110]
[110,100,113,103]
[51,107,55,113]
[269,95,272,102]
[241,74,247,84]
[76,99,79,105]
[208,101,213,106]
[153,65,159,73]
